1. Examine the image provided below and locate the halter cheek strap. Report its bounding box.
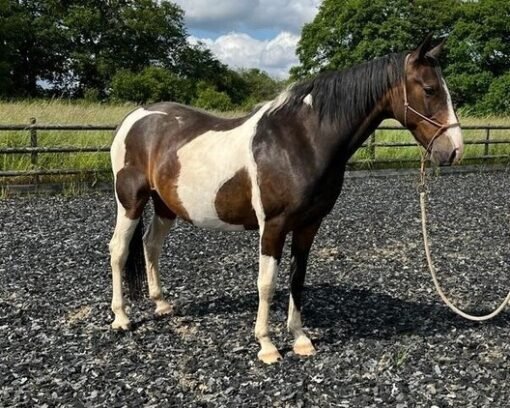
[402,54,460,155]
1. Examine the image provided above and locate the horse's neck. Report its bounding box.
[321,102,388,164]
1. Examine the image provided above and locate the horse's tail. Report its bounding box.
[125,214,146,300]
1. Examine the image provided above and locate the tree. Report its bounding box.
[192,81,233,111]
[293,0,460,78]
[61,0,192,96]
[445,0,510,108]
[292,0,510,113]
[110,67,193,104]
[0,0,67,97]
[239,69,283,101]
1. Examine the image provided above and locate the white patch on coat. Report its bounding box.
[109,210,140,330]
[303,94,313,107]
[441,78,464,161]
[110,108,167,221]
[175,116,184,126]
[175,103,271,230]
[110,108,167,177]
[255,255,278,339]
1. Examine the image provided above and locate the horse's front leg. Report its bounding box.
[287,221,321,356]
[254,220,286,364]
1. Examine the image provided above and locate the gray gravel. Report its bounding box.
[1,170,510,407]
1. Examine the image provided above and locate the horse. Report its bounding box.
[108,34,463,364]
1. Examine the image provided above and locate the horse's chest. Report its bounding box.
[174,130,256,230]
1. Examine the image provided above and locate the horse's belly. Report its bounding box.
[175,131,258,231]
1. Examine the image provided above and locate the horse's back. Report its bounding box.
[111,101,271,230]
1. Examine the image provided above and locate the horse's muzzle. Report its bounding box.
[430,133,462,166]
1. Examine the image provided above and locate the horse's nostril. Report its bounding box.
[448,149,457,165]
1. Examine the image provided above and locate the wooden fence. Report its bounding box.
[1,119,510,184]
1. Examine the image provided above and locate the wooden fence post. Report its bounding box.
[484,127,490,157]
[368,132,376,161]
[29,117,39,185]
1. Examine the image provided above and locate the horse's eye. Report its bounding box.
[424,86,435,96]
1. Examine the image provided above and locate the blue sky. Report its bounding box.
[172,0,322,78]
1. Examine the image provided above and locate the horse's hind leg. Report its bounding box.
[109,167,150,330]
[143,194,176,315]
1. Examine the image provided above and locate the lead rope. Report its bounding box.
[419,158,510,321]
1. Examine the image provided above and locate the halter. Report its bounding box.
[402,53,460,156]
[407,54,510,322]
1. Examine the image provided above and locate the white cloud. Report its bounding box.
[191,32,300,78]
[174,0,321,34]
[175,0,322,78]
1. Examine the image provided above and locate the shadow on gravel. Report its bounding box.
[183,283,509,342]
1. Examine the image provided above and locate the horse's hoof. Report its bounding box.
[293,338,316,356]
[111,318,131,331]
[258,349,282,364]
[155,301,173,316]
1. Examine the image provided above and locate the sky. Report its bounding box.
[172,0,322,79]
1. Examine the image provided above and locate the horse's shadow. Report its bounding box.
[178,282,509,342]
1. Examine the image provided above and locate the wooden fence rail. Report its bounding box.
[1,120,510,184]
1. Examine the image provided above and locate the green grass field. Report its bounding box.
[1,100,510,185]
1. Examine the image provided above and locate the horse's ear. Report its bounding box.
[426,37,446,60]
[413,33,434,61]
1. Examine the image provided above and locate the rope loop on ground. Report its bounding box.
[419,160,510,321]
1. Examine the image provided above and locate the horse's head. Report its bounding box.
[393,34,463,165]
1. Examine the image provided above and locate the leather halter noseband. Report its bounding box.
[402,54,460,154]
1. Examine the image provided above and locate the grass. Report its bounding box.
[0,100,135,185]
[1,99,510,186]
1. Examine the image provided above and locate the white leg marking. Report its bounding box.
[143,215,175,315]
[247,101,283,362]
[109,209,139,330]
[254,255,282,364]
[287,295,315,356]
[176,104,271,230]
[109,108,167,328]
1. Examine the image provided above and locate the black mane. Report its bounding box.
[275,52,406,129]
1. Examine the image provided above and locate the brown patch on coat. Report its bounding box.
[115,166,151,219]
[119,103,257,223]
[151,192,176,220]
[215,168,258,229]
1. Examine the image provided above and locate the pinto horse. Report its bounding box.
[109,35,463,364]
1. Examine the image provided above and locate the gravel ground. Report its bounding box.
[1,170,510,407]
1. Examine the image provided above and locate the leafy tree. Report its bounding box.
[61,0,192,96]
[192,81,233,111]
[445,0,510,108]
[239,69,283,101]
[0,0,67,96]
[477,72,510,115]
[293,0,460,78]
[292,0,510,114]
[0,0,15,95]
[110,67,193,104]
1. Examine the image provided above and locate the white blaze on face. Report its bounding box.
[175,103,271,231]
[441,78,464,161]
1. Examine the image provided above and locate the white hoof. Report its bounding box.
[155,300,173,316]
[111,316,131,331]
[293,337,316,357]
